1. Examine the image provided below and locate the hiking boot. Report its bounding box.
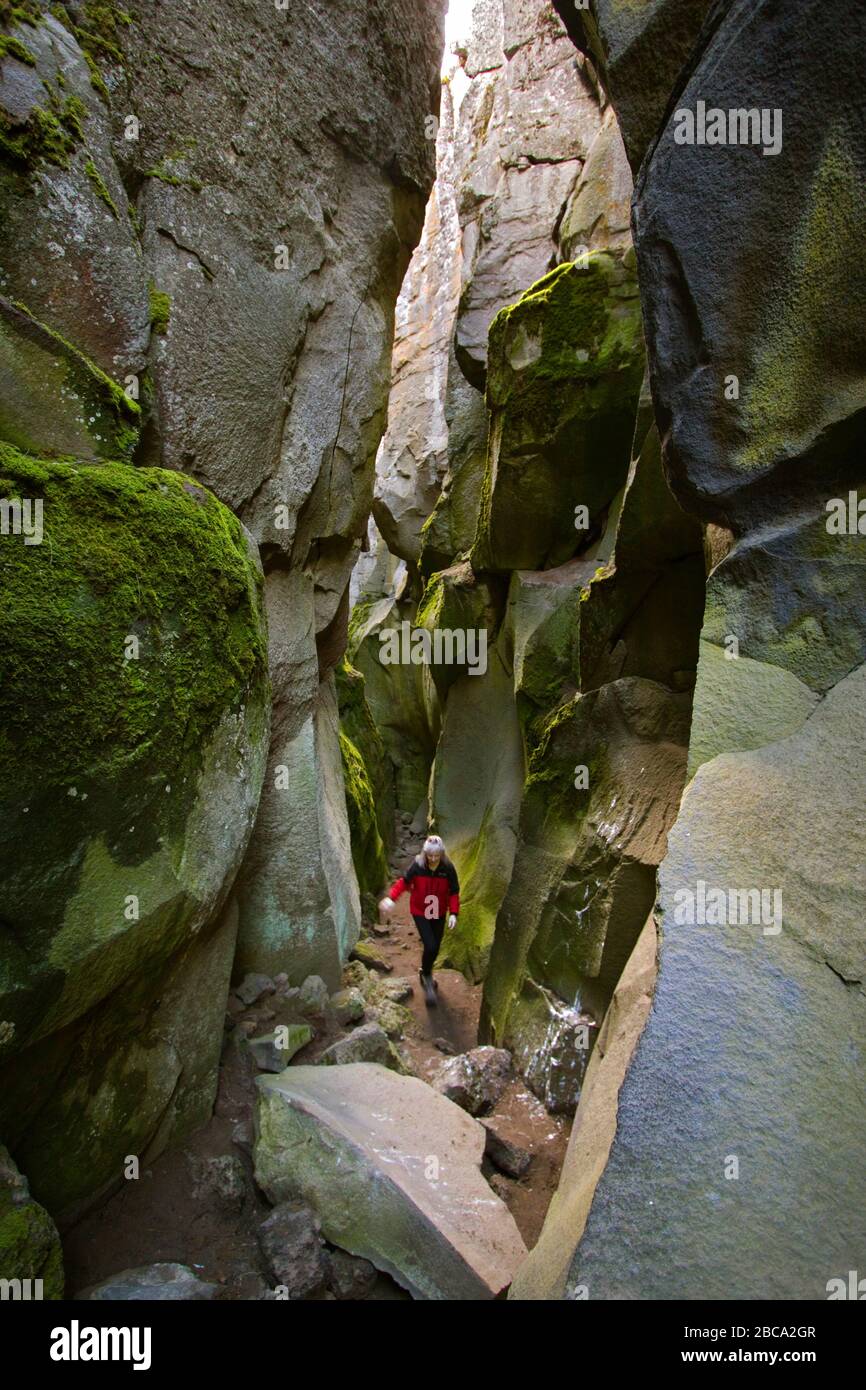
[419,970,437,1008]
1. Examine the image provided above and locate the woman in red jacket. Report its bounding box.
[380,835,459,1007]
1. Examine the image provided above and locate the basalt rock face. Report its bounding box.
[0,0,445,1225]
[523,0,866,1301]
[374,0,607,570]
[552,0,715,174]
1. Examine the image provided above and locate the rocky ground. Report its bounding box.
[62,812,570,1300]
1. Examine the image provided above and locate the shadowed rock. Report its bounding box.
[254,1063,527,1299]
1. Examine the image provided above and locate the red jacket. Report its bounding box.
[389,854,460,920]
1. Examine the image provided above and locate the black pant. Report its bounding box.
[412,914,445,976]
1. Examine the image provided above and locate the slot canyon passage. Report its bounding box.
[0,0,864,1306]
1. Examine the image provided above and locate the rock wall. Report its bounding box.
[519,0,866,1299]
[375,0,607,571]
[0,0,445,1228]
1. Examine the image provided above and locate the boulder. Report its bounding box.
[471,256,644,573]
[258,1202,328,1299]
[327,1248,378,1301]
[481,1121,532,1179]
[0,0,448,1221]
[370,1000,411,1041]
[234,974,276,1008]
[298,976,330,1017]
[254,1063,528,1299]
[349,941,392,975]
[78,1263,219,1301]
[0,451,269,1217]
[434,1047,512,1116]
[246,1025,314,1073]
[543,0,866,1301]
[510,916,657,1299]
[686,639,818,779]
[504,979,597,1115]
[481,678,691,1105]
[318,1023,410,1076]
[630,0,866,532]
[330,988,366,1026]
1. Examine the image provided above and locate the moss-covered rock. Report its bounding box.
[415,560,501,701]
[0,446,269,1214]
[0,296,139,460]
[0,1143,63,1298]
[339,730,388,898]
[348,591,440,815]
[471,254,644,573]
[480,677,691,1109]
[430,644,524,982]
[335,657,393,852]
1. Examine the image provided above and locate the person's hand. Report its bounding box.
[380,897,395,914]
[448,914,457,930]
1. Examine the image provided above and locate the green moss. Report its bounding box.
[0,32,35,62]
[0,443,267,782]
[144,162,203,193]
[0,1192,64,1297]
[148,282,170,335]
[741,130,862,471]
[415,569,445,630]
[3,298,139,458]
[339,731,388,896]
[0,2,42,27]
[0,92,86,171]
[50,1,133,102]
[472,254,644,572]
[336,657,393,851]
[347,597,377,656]
[83,50,109,101]
[84,156,119,216]
[486,256,644,430]
[59,92,87,140]
[522,694,608,822]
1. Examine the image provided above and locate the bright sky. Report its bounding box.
[442,0,475,72]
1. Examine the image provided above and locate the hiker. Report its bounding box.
[380,835,459,1007]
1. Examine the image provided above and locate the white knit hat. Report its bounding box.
[423,835,444,855]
